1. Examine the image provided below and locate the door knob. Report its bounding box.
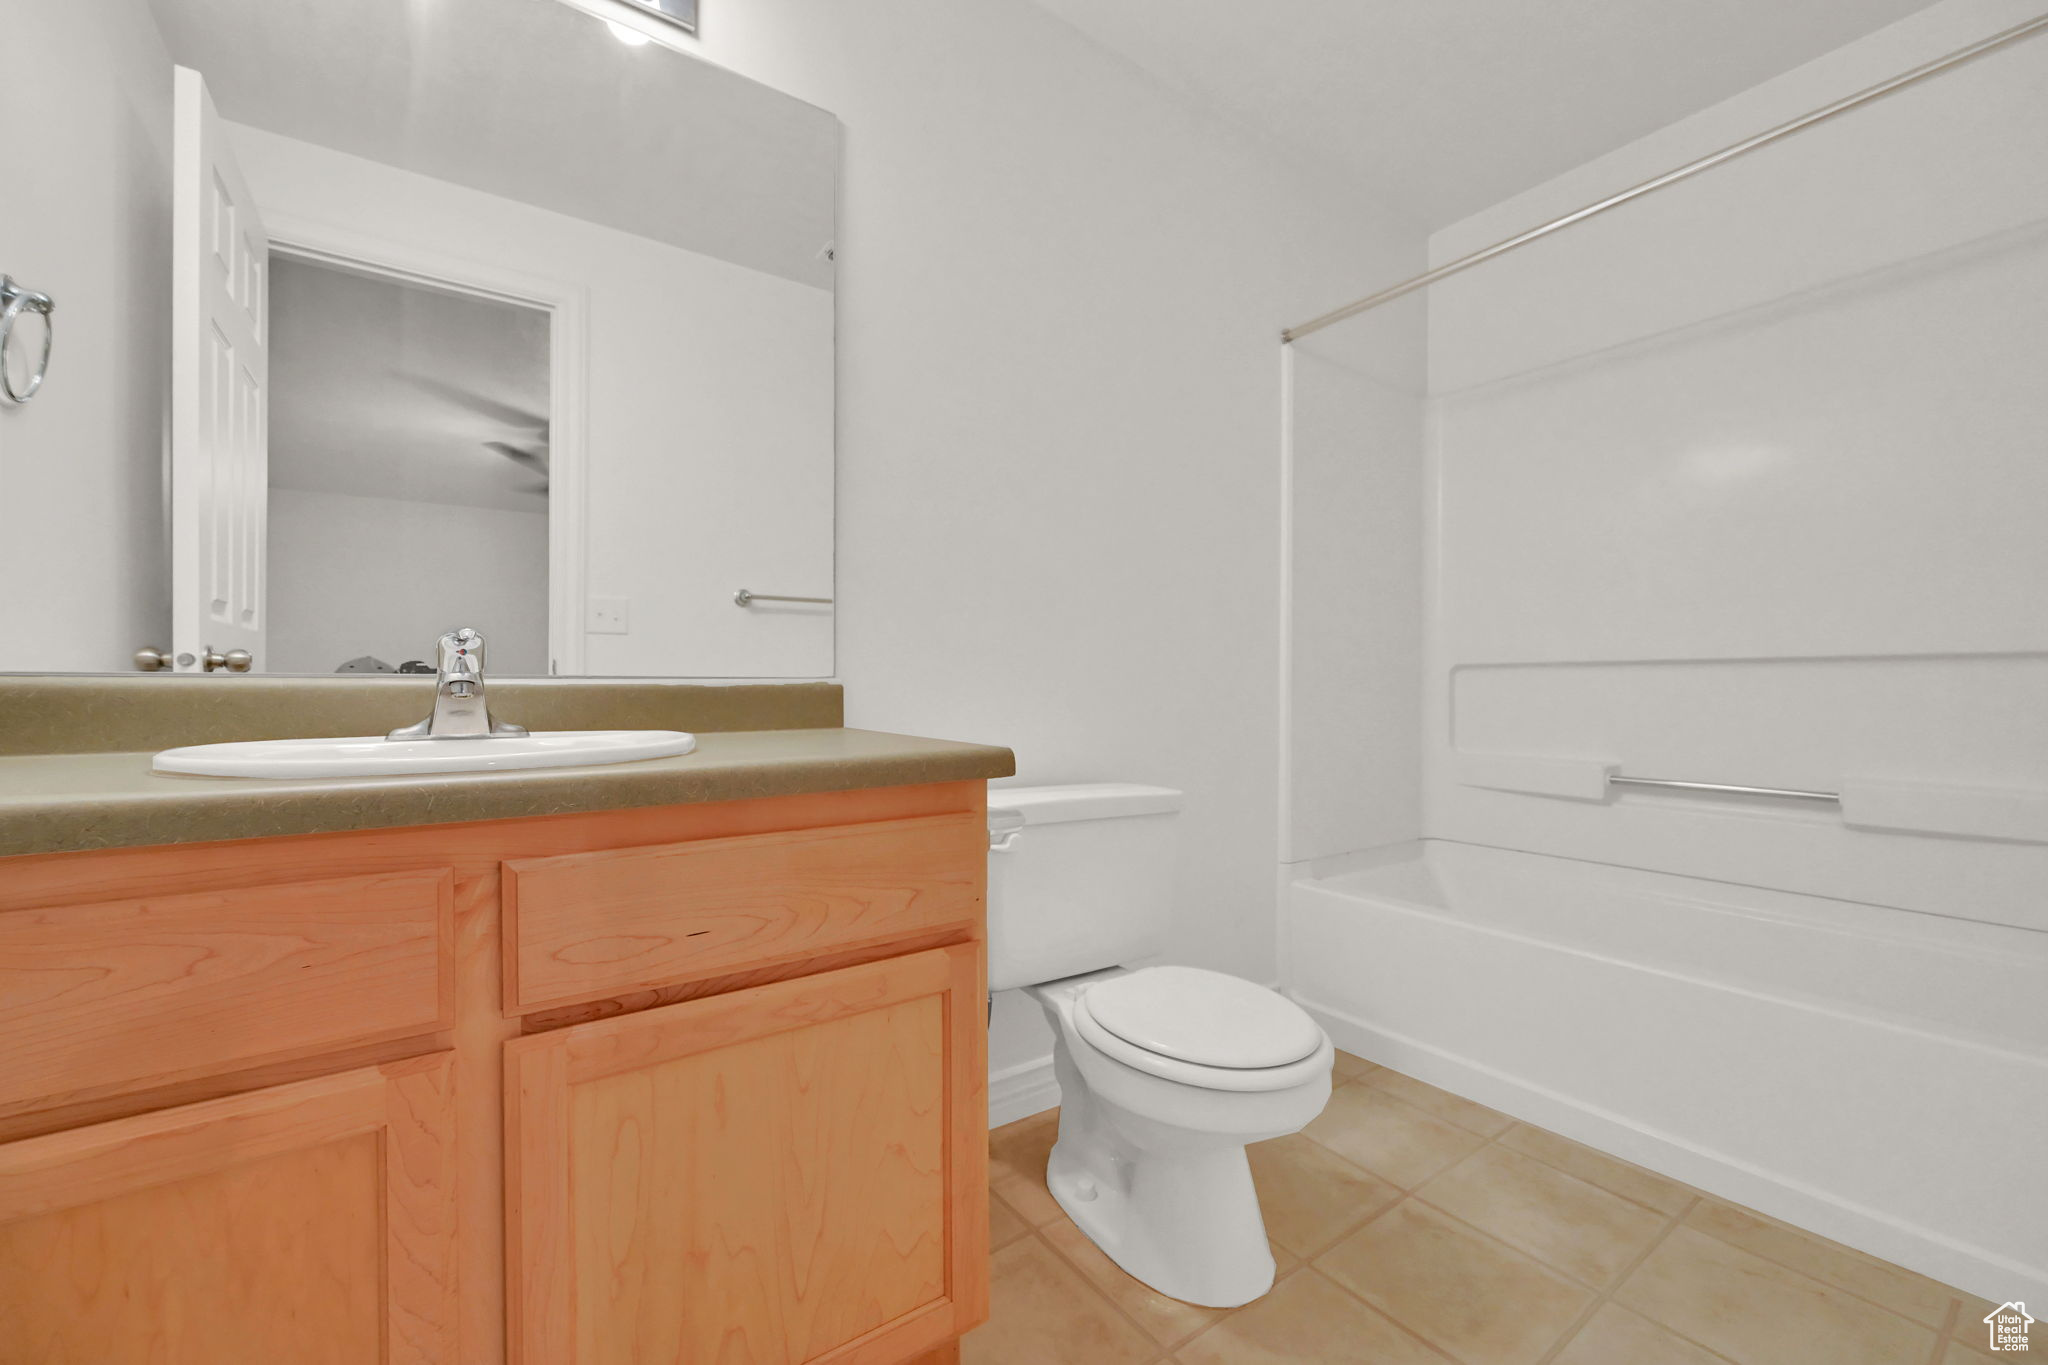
[134,646,173,671]
[201,647,253,673]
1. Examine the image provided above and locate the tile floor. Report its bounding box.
[967,1052,2008,1365]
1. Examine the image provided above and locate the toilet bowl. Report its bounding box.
[1026,965,1335,1308]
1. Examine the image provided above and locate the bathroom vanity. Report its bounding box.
[0,678,1012,1365]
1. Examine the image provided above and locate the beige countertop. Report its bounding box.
[0,727,1016,858]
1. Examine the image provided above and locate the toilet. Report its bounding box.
[987,783,1335,1308]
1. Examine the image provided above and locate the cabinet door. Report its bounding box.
[0,1054,457,1365]
[507,944,988,1365]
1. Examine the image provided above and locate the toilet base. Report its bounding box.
[1042,1039,1279,1308]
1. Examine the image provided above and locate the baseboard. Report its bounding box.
[988,1054,1059,1128]
[1296,995,2048,1304]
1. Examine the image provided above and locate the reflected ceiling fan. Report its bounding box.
[397,371,551,494]
[482,439,550,495]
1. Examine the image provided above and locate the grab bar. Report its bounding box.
[1608,775,1840,804]
[733,588,832,607]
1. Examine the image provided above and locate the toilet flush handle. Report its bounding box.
[988,809,1026,853]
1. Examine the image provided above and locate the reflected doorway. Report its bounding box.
[264,254,552,675]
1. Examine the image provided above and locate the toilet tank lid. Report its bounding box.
[986,783,1183,826]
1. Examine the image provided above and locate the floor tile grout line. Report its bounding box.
[1929,1296,1962,1365]
[1343,1072,1507,1146]
[1020,1193,1442,1365]
[1595,1193,1904,1365]
[1403,1187,1663,1298]
[1531,1191,1711,1365]
[1025,1212,1215,1359]
[1305,1190,1611,1364]
[1417,1119,1506,1188]
[1383,1067,1972,1326]
[1384,1068,1969,1329]
[1294,1115,1478,1196]
[1699,1191,1930,1276]
[1282,1180,1407,1265]
[1287,1264,1472,1365]
[1672,1204,1959,1332]
[1482,1121,1699,1220]
[1026,1221,1163,1358]
[1337,1060,1695,1220]
[1414,1183,1663,1297]
[1276,1167,1654,1365]
[1297,1084,1690,1287]
[1351,1068,1519,1141]
[1312,1155,1949,1365]
[1311,1074,1627,1209]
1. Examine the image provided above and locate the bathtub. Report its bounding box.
[1284,839,2048,1302]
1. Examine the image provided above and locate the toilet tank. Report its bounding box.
[985,783,1183,992]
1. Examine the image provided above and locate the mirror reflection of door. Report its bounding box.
[169,66,268,674]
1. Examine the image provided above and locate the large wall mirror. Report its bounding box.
[1,0,837,678]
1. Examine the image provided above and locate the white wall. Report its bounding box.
[563,0,1423,1090]
[0,0,173,671]
[1344,0,2048,1298]
[226,122,835,679]
[267,487,548,675]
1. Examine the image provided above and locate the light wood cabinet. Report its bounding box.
[0,1053,458,1365]
[502,809,985,1013]
[0,780,989,1365]
[506,944,988,1365]
[0,867,454,1119]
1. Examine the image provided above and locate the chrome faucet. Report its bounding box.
[386,628,529,740]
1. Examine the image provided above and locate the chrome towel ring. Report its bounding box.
[0,276,55,404]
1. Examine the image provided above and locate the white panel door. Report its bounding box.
[170,66,268,672]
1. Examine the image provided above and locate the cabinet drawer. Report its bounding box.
[0,869,455,1116]
[503,811,985,1012]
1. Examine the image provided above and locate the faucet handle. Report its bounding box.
[437,627,485,671]
[386,626,527,740]
[438,630,484,693]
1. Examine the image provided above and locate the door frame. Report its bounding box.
[263,211,590,676]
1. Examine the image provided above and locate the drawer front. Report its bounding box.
[0,869,455,1115]
[504,811,985,1012]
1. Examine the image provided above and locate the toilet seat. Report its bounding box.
[1073,967,1331,1092]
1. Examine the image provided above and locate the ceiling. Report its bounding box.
[149,0,838,287]
[269,255,552,513]
[1028,0,1939,230]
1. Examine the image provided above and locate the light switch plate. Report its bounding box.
[586,597,630,634]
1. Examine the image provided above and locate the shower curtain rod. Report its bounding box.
[1281,11,2048,343]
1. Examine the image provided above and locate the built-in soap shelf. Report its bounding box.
[1454,751,2048,844]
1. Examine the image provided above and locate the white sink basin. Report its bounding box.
[152,729,697,778]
